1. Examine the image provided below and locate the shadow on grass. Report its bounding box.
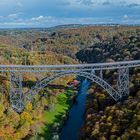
[39,111,68,140]
[37,90,76,140]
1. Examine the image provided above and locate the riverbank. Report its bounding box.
[80,82,140,140]
[37,89,78,140]
[29,80,89,140]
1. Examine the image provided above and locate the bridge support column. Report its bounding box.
[100,70,103,79]
[91,70,95,75]
[117,68,129,99]
[10,72,24,112]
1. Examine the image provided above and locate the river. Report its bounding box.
[60,79,90,140]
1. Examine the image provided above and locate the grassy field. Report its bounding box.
[37,90,74,140]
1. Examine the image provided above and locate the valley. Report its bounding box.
[0,25,140,140]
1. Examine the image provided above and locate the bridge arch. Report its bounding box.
[22,71,121,108]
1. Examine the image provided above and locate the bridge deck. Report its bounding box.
[0,60,140,72]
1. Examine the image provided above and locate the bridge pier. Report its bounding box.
[100,70,103,79]
[10,72,24,112]
[117,68,129,99]
[91,69,95,75]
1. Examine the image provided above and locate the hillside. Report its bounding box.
[0,25,139,139]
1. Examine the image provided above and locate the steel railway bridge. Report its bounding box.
[0,60,140,112]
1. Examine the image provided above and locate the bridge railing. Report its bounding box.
[0,60,140,72]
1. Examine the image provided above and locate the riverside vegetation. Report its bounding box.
[0,25,139,139]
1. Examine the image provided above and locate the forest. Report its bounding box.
[0,25,140,140]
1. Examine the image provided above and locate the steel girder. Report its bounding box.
[7,60,140,112]
[11,70,121,112]
[0,60,140,72]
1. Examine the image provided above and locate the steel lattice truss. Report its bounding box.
[10,72,24,112]
[0,60,140,112]
[117,68,129,98]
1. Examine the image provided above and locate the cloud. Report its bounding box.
[0,13,22,21]
[0,0,140,28]
[31,16,45,21]
[31,16,55,22]
[17,2,23,7]
[0,0,22,6]
[128,3,140,8]
[7,12,23,19]
[123,14,129,19]
[79,0,94,6]
[102,1,111,5]
[7,13,18,18]
[0,15,140,28]
[56,0,71,6]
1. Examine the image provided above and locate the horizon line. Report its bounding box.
[0,23,140,30]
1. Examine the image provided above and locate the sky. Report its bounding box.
[0,0,140,28]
